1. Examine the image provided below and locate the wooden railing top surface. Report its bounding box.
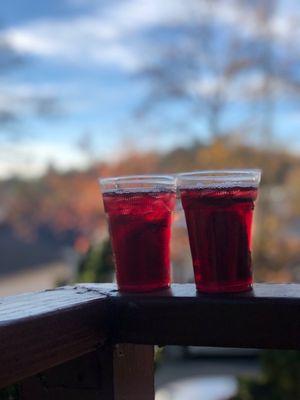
[0,285,109,323]
[2,282,300,322]
[1,283,300,388]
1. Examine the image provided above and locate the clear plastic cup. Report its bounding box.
[99,175,176,292]
[177,169,261,293]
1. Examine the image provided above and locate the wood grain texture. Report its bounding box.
[0,286,111,389]
[113,344,154,400]
[20,345,154,400]
[101,283,300,350]
[20,347,114,400]
[1,283,300,389]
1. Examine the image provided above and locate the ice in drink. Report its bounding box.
[100,176,176,292]
[178,170,261,293]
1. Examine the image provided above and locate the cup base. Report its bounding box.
[196,282,253,294]
[118,283,170,293]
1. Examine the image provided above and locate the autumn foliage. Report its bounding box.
[2,138,300,282]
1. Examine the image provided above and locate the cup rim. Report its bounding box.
[177,169,261,188]
[99,174,176,192]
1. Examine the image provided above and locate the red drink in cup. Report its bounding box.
[100,175,176,292]
[178,170,261,293]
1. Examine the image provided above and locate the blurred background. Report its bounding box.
[1,0,300,399]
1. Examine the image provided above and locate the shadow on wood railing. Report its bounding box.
[0,283,300,399]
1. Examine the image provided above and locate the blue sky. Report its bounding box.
[0,0,300,178]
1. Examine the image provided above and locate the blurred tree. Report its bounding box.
[3,151,161,242]
[134,0,300,146]
[77,130,97,165]
[135,0,255,140]
[231,351,300,400]
[2,137,300,282]
[77,238,114,283]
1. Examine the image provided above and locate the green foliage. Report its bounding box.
[0,385,19,400]
[154,347,165,371]
[231,351,300,400]
[77,238,114,283]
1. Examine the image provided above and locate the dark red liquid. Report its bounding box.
[103,190,176,292]
[180,186,258,293]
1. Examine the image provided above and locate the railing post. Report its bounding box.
[113,344,155,400]
[20,344,155,400]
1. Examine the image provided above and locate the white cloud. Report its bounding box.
[2,0,170,72]
[0,1,247,72]
[2,0,300,72]
[0,140,89,178]
[2,14,141,71]
[108,0,198,31]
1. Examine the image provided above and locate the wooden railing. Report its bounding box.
[1,283,300,399]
